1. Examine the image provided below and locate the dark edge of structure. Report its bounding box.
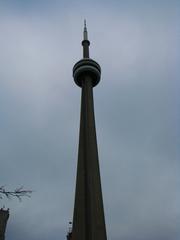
[0,209,9,240]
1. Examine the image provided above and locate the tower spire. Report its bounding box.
[83,19,88,40]
[82,20,90,58]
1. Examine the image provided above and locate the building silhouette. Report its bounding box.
[0,209,9,240]
[68,21,107,240]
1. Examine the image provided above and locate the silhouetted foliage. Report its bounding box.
[0,186,32,201]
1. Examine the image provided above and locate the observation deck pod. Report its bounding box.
[73,58,101,87]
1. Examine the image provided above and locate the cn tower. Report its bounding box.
[69,21,107,240]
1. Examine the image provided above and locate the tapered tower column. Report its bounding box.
[71,22,107,240]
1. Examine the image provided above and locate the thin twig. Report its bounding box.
[0,186,32,201]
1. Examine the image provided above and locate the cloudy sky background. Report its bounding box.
[0,1,179,240]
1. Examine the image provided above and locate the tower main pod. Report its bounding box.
[71,22,107,240]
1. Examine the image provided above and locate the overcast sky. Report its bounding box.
[0,1,179,240]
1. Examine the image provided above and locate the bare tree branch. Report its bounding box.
[0,186,32,201]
